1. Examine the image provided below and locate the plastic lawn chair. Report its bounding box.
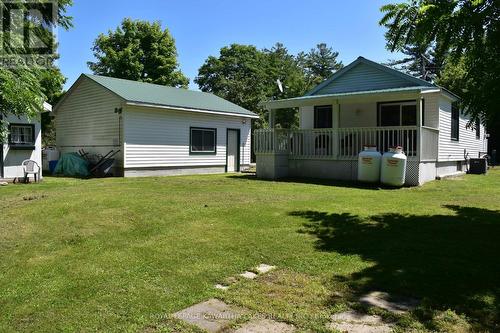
[22,159,41,183]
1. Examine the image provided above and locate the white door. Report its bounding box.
[227,130,239,172]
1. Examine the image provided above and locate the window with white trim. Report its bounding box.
[9,124,35,145]
[190,127,216,154]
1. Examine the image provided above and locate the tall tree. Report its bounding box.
[379,0,500,126]
[196,42,342,129]
[88,18,189,88]
[298,43,343,87]
[0,0,72,140]
[263,43,311,128]
[195,44,268,127]
[386,44,443,81]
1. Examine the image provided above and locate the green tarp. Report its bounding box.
[53,153,90,177]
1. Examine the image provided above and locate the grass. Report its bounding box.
[0,170,499,332]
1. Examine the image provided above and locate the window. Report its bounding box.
[401,105,417,126]
[190,127,216,154]
[379,101,417,126]
[9,124,35,146]
[314,105,332,128]
[475,119,481,139]
[451,102,459,141]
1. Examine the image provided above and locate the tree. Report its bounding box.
[0,0,72,140]
[88,18,189,88]
[196,42,342,129]
[385,44,443,81]
[195,44,268,127]
[263,43,309,128]
[39,66,66,146]
[379,0,500,125]
[298,43,343,87]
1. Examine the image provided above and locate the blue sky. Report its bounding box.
[58,0,399,90]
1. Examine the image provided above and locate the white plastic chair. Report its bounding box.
[22,160,41,183]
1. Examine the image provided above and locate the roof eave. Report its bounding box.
[125,101,259,119]
[42,102,52,112]
[265,87,434,109]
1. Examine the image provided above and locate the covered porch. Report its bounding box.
[254,88,440,185]
[255,126,439,160]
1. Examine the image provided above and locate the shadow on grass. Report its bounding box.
[227,174,387,190]
[291,205,500,329]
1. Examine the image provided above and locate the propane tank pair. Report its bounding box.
[357,146,407,186]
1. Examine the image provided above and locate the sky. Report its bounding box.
[58,0,400,91]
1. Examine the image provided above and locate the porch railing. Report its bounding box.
[254,126,439,161]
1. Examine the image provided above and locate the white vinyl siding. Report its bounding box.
[340,102,377,127]
[123,105,251,168]
[314,62,420,95]
[438,96,487,161]
[55,78,123,162]
[422,92,440,128]
[299,106,314,129]
[2,114,42,179]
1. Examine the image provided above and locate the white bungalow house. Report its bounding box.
[54,74,258,177]
[0,102,51,181]
[255,57,488,186]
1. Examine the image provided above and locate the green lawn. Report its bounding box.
[1,170,499,332]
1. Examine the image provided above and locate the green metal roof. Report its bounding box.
[83,74,257,118]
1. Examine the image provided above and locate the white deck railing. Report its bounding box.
[254,126,439,161]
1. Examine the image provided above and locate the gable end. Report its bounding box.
[308,57,435,96]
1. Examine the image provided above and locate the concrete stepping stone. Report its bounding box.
[327,310,393,333]
[214,284,229,291]
[255,264,276,274]
[240,271,258,279]
[359,291,418,314]
[172,298,245,332]
[234,319,295,333]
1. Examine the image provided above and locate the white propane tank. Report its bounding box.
[357,146,382,182]
[381,146,407,186]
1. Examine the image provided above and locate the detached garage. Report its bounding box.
[54,74,258,177]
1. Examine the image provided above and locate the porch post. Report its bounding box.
[268,108,275,128]
[417,97,423,127]
[332,102,340,158]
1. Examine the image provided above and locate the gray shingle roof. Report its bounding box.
[84,74,257,118]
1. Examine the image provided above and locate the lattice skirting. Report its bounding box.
[405,161,420,186]
[267,157,426,186]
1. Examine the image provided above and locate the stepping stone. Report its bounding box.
[328,310,393,333]
[214,284,229,291]
[172,299,244,332]
[234,319,295,333]
[255,264,276,274]
[359,291,418,314]
[240,271,258,279]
